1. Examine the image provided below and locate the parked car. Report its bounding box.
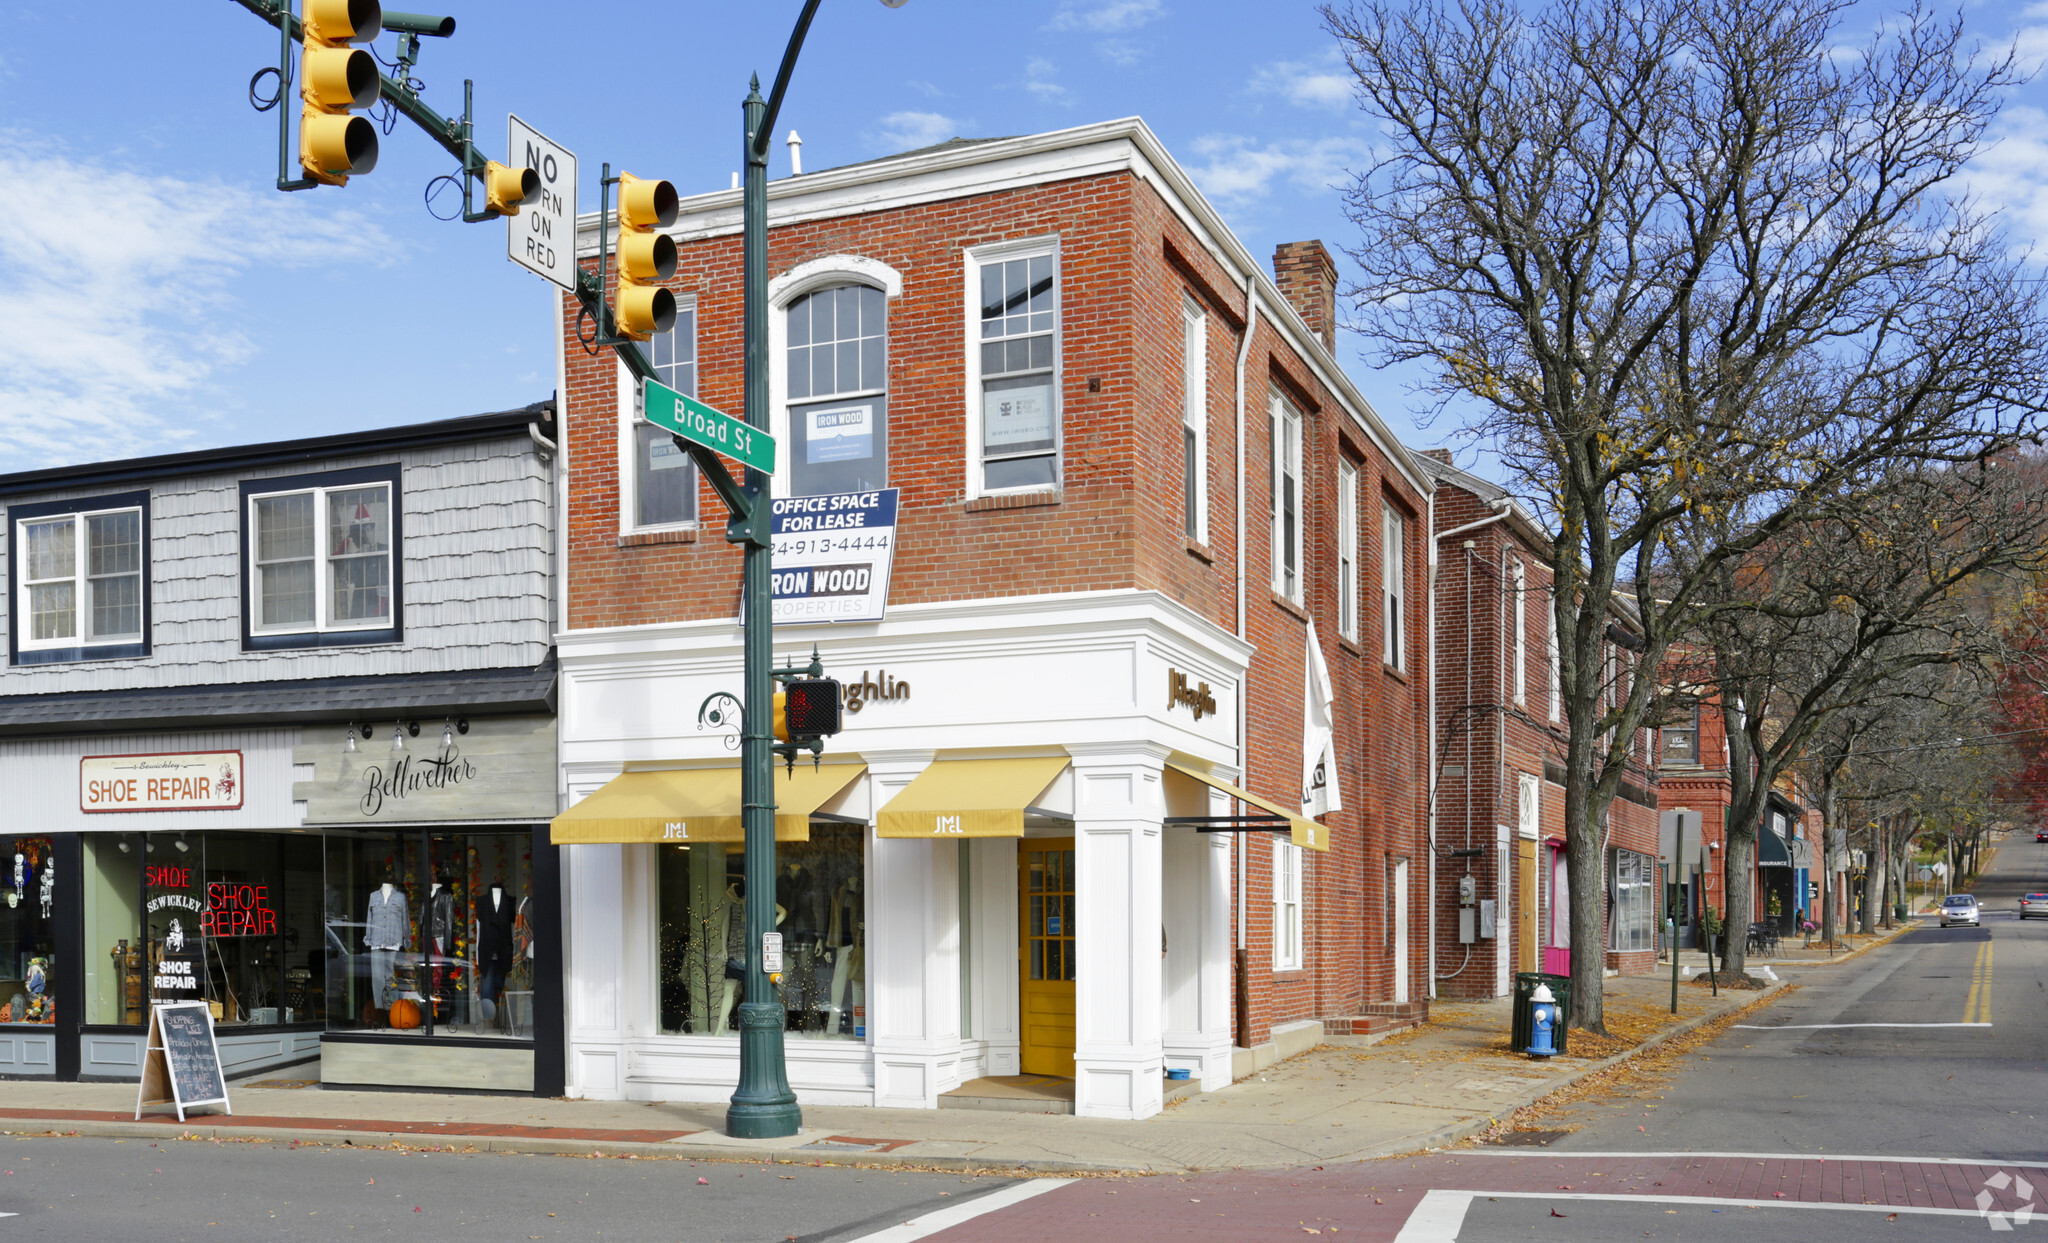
[1940,894,1981,927]
[2035,830,2048,842]
[2021,894,2048,920]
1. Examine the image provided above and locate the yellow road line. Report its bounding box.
[1963,941,1994,1024]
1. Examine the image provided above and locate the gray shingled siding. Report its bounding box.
[0,435,551,695]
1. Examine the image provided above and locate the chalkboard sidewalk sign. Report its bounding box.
[135,1001,231,1122]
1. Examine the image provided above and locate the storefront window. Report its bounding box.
[84,831,320,1027]
[656,825,865,1039]
[323,828,534,1039]
[0,838,58,1025]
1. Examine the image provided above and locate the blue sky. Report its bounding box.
[0,0,2043,476]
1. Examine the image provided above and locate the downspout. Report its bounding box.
[1429,500,1507,993]
[1234,270,1258,1042]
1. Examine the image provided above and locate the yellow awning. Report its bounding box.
[876,756,1070,839]
[1165,762,1329,852]
[551,764,866,844]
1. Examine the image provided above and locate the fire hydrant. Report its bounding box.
[1526,983,1560,1059]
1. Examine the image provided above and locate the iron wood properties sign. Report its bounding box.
[769,489,899,623]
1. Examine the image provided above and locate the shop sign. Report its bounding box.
[81,752,243,813]
[202,883,276,938]
[844,670,910,714]
[1167,669,1217,721]
[768,489,899,624]
[292,715,557,825]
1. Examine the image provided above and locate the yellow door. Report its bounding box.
[1517,839,1539,973]
[1020,838,1077,1077]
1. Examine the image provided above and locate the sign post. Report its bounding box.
[506,115,577,292]
[136,1001,230,1122]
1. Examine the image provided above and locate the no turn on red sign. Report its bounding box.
[507,114,577,292]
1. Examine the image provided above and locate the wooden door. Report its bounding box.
[1019,838,1076,1077]
[1517,839,1539,973]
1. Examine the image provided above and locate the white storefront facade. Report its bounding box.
[555,589,1278,1121]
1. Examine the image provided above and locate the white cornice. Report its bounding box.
[573,117,1430,497]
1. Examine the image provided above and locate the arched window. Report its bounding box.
[785,283,887,496]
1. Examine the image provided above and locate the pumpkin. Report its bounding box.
[388,997,422,1029]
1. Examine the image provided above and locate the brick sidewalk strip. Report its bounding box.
[0,1107,696,1146]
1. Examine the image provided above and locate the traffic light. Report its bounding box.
[614,172,678,340]
[482,160,540,217]
[774,679,843,743]
[300,0,383,185]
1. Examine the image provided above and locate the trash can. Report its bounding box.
[1512,971,1571,1056]
[1894,902,1908,921]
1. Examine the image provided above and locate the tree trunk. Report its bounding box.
[1818,783,1837,946]
[1860,826,1882,934]
[1720,831,1755,977]
[1563,771,1609,1034]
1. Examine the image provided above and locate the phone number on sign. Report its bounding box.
[777,534,892,556]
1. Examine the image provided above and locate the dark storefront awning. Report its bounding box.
[1757,827,1792,868]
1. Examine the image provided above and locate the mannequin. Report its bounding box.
[364,880,409,1015]
[777,862,824,1022]
[827,876,863,1034]
[715,879,786,1035]
[476,881,515,1028]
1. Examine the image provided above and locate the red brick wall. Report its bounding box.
[557,164,1433,1050]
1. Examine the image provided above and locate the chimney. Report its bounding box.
[1420,448,1454,465]
[1273,240,1338,356]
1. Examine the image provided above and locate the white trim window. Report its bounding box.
[1547,598,1562,721]
[1518,772,1540,839]
[1511,558,1527,706]
[625,306,699,531]
[1609,848,1655,952]
[1273,838,1303,970]
[1381,502,1405,669]
[1337,460,1359,641]
[1181,297,1208,543]
[16,506,143,649]
[249,482,392,634]
[787,283,888,497]
[1270,393,1304,603]
[968,241,1060,494]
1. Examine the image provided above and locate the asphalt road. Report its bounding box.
[1,840,2040,1242]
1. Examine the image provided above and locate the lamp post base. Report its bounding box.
[725,1000,801,1138]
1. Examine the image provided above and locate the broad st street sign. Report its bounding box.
[645,378,776,473]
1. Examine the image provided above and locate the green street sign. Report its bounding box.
[644,378,776,473]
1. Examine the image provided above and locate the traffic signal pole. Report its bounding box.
[726,1,825,1139]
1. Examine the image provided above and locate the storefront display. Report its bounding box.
[655,824,864,1038]
[81,832,319,1028]
[323,827,534,1039]
[0,837,57,1026]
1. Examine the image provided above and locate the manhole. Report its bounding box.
[1486,1130,1571,1147]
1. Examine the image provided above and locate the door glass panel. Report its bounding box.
[1030,940,1043,981]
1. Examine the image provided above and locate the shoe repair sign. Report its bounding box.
[768,489,899,624]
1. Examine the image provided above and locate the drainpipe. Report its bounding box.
[1429,499,1508,995]
[1233,270,1258,1041]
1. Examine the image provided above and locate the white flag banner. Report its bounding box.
[1302,620,1342,816]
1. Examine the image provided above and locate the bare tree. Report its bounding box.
[1325,0,2046,1029]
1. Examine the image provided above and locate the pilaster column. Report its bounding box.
[863,751,963,1109]
[1070,743,1169,1120]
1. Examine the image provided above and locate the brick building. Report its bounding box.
[1421,454,1664,996]
[547,119,1435,1120]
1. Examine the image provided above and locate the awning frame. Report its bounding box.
[1163,762,1328,852]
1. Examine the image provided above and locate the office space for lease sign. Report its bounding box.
[768,490,899,624]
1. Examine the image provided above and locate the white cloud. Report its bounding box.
[1024,57,1071,104]
[905,79,950,99]
[1961,104,2048,255]
[1048,0,1165,33]
[0,131,392,468]
[1183,133,1367,212]
[1250,54,1355,112]
[869,111,960,152]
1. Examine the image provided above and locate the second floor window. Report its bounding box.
[631,309,698,529]
[1662,707,1701,765]
[1511,558,1527,705]
[1270,395,1303,603]
[788,283,888,496]
[16,504,144,651]
[1382,502,1406,668]
[1337,460,1359,640]
[974,247,1060,492]
[1181,298,1207,542]
[248,477,394,637]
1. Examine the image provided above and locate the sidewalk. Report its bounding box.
[1662,914,1917,977]
[0,974,1802,1175]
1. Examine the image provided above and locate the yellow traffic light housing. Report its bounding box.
[614,171,678,340]
[482,160,540,217]
[300,0,383,185]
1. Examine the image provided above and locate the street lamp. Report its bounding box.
[726,0,909,1143]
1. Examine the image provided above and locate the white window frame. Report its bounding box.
[1511,557,1527,706]
[1337,460,1359,641]
[1181,297,1208,544]
[963,236,1062,500]
[14,504,145,652]
[1273,838,1303,970]
[1609,847,1654,952]
[1518,772,1540,839]
[246,481,395,636]
[1270,392,1304,604]
[1548,597,1562,721]
[769,254,905,500]
[1381,502,1405,669]
[618,301,700,535]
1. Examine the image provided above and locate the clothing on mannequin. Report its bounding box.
[365,883,409,1010]
[476,883,515,1007]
